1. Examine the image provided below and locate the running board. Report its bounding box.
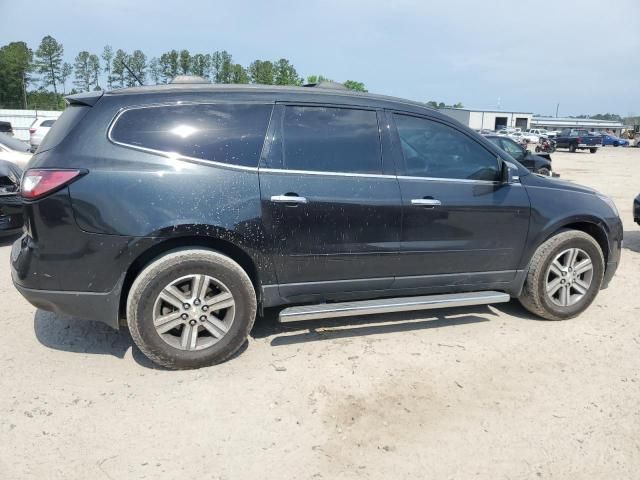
[278,291,510,322]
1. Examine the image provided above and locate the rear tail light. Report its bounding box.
[29,128,36,134]
[21,169,85,200]
[576,137,581,143]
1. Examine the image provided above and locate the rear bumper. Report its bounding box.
[12,281,121,329]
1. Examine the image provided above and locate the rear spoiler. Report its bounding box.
[65,91,104,107]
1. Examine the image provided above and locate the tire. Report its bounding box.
[590,148,597,154]
[536,167,551,176]
[127,249,257,369]
[613,141,619,147]
[569,143,576,153]
[518,230,604,321]
[535,146,541,153]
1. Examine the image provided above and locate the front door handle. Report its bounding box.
[411,198,441,207]
[270,194,308,204]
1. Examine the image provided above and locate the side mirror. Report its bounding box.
[500,160,518,184]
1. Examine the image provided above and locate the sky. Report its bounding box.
[1,0,639,116]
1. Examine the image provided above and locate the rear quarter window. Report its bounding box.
[110,103,273,168]
[36,106,90,153]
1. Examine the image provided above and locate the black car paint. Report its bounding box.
[11,85,622,328]
[634,194,640,225]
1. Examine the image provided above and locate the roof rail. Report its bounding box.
[303,81,348,90]
[170,75,210,84]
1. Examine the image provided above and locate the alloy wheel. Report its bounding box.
[152,274,235,351]
[545,248,594,307]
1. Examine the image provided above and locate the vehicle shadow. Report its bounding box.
[33,309,248,370]
[251,304,499,347]
[33,310,159,369]
[623,230,640,253]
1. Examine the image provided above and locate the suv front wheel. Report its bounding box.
[126,249,257,369]
[519,230,604,321]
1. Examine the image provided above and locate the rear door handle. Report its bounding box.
[270,194,308,204]
[411,198,441,207]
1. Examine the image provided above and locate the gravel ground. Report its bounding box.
[1,146,639,479]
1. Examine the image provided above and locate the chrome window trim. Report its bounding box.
[259,167,394,179]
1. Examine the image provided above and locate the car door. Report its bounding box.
[259,104,402,299]
[387,111,530,288]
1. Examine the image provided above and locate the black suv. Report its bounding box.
[12,83,622,369]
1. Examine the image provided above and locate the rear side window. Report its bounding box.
[36,106,89,153]
[41,120,55,127]
[394,114,499,181]
[110,103,273,167]
[274,105,381,174]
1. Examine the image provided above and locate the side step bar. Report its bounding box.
[278,291,510,323]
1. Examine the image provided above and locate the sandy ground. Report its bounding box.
[1,146,639,480]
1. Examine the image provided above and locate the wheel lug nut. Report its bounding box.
[200,315,207,322]
[181,313,188,320]
[183,303,190,309]
[194,299,201,306]
[189,319,197,326]
[562,271,567,276]
[202,305,209,312]
[561,279,566,284]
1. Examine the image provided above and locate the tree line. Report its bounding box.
[0,35,370,110]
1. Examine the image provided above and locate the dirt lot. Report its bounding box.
[1,146,639,479]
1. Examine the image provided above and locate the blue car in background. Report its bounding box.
[600,134,629,147]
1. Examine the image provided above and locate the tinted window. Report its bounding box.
[41,120,56,127]
[498,138,525,159]
[278,106,381,174]
[111,103,273,167]
[394,114,499,181]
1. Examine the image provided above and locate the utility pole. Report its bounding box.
[555,103,559,118]
[22,71,28,109]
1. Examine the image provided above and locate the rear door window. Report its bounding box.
[110,103,273,167]
[268,105,381,174]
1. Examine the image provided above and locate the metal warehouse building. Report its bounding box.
[530,117,624,136]
[440,107,533,131]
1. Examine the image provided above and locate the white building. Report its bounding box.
[440,107,533,131]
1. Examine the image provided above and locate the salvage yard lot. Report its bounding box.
[1,147,639,479]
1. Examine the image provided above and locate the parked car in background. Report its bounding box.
[0,159,23,237]
[554,129,602,153]
[635,194,640,225]
[600,134,629,147]
[484,135,553,176]
[520,131,540,144]
[29,118,56,152]
[527,128,548,137]
[0,121,14,136]
[0,133,32,169]
[12,84,622,369]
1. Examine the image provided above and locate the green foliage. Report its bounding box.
[191,53,211,79]
[0,41,32,108]
[26,89,65,110]
[102,45,114,89]
[159,50,179,83]
[110,49,128,88]
[249,60,275,84]
[2,38,371,106]
[426,100,464,109]
[343,80,367,92]
[274,58,302,86]
[179,50,191,75]
[127,50,146,86]
[34,35,64,95]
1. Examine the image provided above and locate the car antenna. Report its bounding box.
[120,60,143,86]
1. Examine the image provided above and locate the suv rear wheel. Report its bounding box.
[519,230,604,321]
[126,249,256,369]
